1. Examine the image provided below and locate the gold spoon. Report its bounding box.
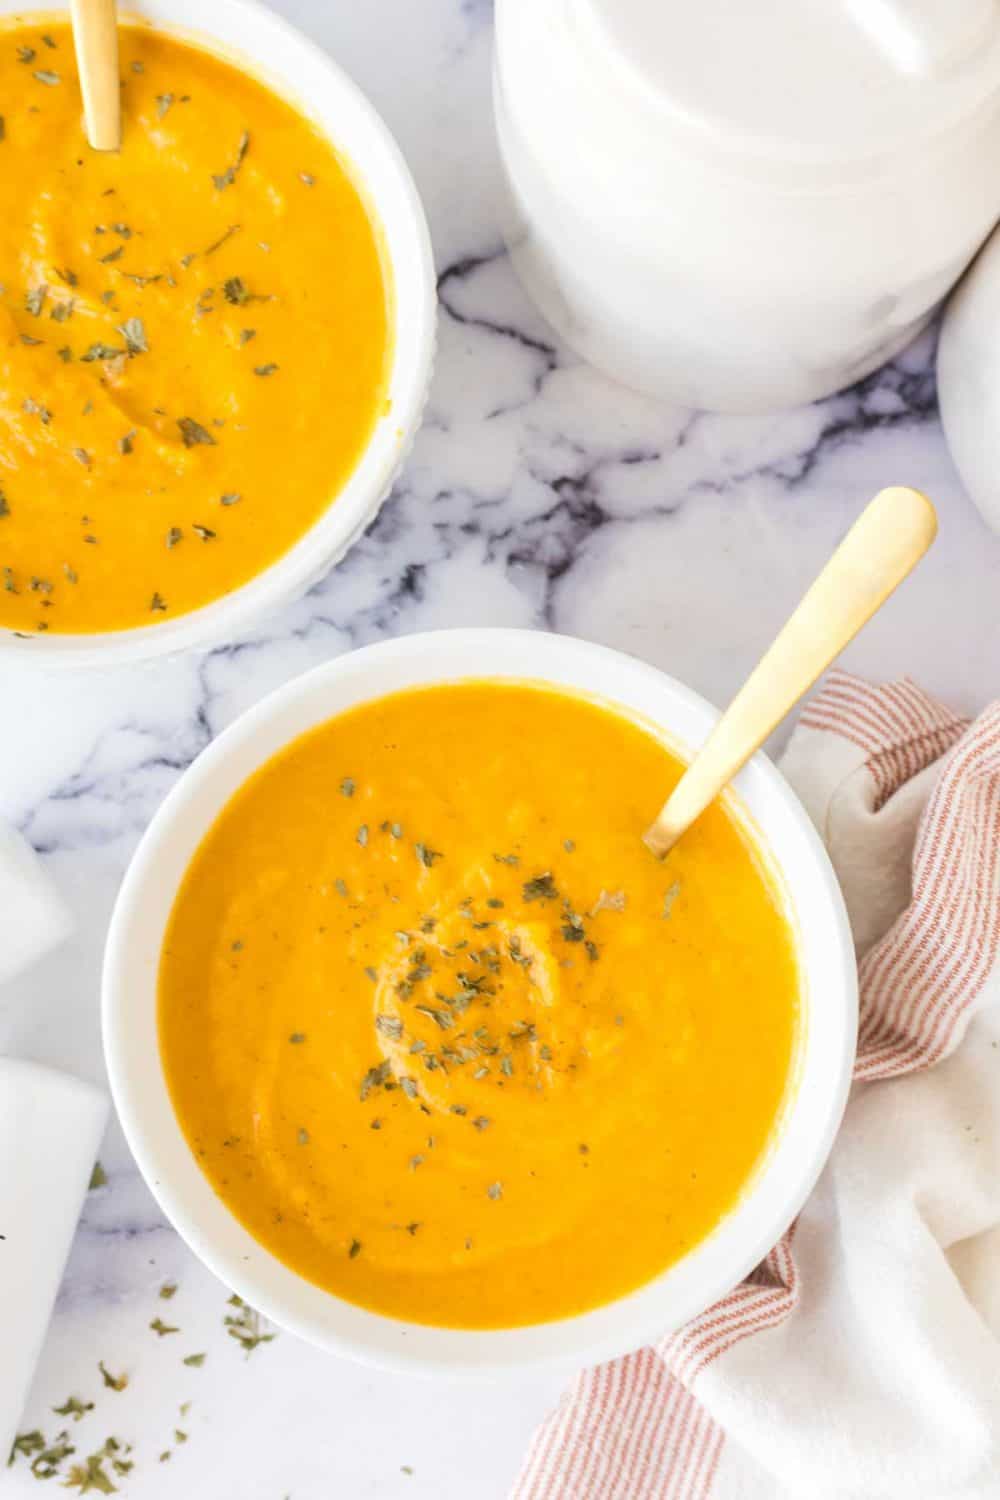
[643,486,938,858]
[70,0,121,151]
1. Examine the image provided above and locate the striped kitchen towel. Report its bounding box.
[513,672,1000,1500]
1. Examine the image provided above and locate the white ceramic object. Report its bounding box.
[938,224,1000,535]
[104,629,857,1376]
[0,0,436,668]
[0,1059,108,1461]
[494,0,1000,412]
[0,819,74,986]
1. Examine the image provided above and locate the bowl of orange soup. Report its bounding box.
[0,1,434,663]
[103,629,857,1373]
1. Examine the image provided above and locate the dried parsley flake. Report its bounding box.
[212,129,250,191]
[177,416,215,448]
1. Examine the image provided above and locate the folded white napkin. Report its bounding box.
[0,818,73,987]
[0,1059,108,1466]
[514,671,1000,1500]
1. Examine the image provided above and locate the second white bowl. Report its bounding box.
[103,628,857,1377]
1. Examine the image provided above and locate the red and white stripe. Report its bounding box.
[512,673,1000,1500]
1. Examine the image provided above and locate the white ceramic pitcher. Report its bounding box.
[495,0,1000,412]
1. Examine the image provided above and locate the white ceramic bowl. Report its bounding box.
[0,0,435,667]
[104,629,857,1376]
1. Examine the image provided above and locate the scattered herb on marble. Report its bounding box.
[88,1161,107,1190]
[52,1397,93,1423]
[63,1446,118,1494]
[8,1430,45,1464]
[223,1293,275,1355]
[98,1361,127,1392]
[10,1427,133,1487]
[150,1317,179,1337]
[159,1282,177,1300]
[9,1429,76,1481]
[182,1353,206,1368]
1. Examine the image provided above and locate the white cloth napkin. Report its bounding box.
[0,1059,108,1465]
[0,817,73,987]
[514,671,1000,1500]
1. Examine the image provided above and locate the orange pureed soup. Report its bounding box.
[158,683,799,1328]
[0,20,390,633]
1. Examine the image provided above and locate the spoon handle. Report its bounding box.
[643,486,938,857]
[70,0,121,152]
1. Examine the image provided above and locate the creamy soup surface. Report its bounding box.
[159,683,799,1328]
[0,19,390,633]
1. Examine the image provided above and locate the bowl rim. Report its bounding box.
[0,0,436,667]
[103,628,858,1377]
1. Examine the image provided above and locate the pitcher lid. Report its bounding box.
[576,0,1000,163]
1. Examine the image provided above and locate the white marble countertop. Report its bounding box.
[3,1,1000,1496]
